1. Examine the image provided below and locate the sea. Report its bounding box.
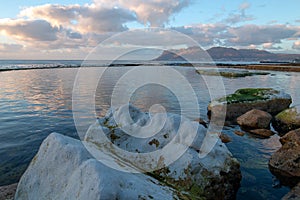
[0,60,300,199]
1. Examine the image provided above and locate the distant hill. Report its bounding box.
[154,46,300,62]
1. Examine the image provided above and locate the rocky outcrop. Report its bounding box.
[282,182,300,200]
[273,106,300,135]
[15,133,179,200]
[16,105,242,200]
[0,183,17,200]
[208,88,292,123]
[237,109,272,129]
[248,129,275,138]
[269,128,300,186]
[85,105,241,199]
[196,69,269,78]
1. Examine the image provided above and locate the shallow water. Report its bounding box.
[0,66,299,199]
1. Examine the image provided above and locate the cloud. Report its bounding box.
[66,30,82,39]
[262,42,282,50]
[172,23,300,51]
[172,24,229,46]
[20,3,136,34]
[292,41,300,49]
[222,2,253,24]
[0,19,59,41]
[0,43,23,52]
[19,0,191,34]
[226,24,298,46]
[239,2,250,11]
[224,13,253,24]
[111,0,191,26]
[0,0,299,58]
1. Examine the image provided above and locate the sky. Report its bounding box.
[0,0,299,59]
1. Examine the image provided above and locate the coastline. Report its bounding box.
[1,62,300,73]
[215,64,300,72]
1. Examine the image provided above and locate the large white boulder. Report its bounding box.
[15,133,178,200]
[84,104,241,199]
[16,104,241,199]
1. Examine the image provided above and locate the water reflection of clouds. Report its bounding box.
[0,69,76,114]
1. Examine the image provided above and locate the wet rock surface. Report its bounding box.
[273,106,300,135]
[269,128,300,186]
[248,129,275,138]
[237,109,272,129]
[208,88,292,123]
[282,182,300,200]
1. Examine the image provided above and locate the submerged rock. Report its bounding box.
[269,128,300,186]
[16,105,242,200]
[273,106,300,135]
[208,88,292,123]
[248,129,275,138]
[194,118,208,128]
[237,109,272,129]
[219,133,232,143]
[234,130,245,136]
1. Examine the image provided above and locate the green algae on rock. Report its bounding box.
[196,69,269,78]
[273,106,300,135]
[218,88,278,104]
[208,88,292,123]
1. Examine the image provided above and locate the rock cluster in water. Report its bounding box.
[15,104,241,200]
[208,88,300,197]
[208,88,292,124]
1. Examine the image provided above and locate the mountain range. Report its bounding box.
[155,47,300,62]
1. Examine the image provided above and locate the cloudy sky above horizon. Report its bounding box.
[0,0,299,59]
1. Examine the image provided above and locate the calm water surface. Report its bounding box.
[0,66,299,199]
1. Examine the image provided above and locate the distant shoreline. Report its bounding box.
[214,63,300,72]
[1,62,300,73]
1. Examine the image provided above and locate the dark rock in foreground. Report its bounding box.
[282,182,300,200]
[269,128,300,186]
[273,106,300,135]
[0,183,17,200]
[237,109,272,129]
[208,88,292,123]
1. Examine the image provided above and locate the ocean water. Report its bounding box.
[0,61,299,199]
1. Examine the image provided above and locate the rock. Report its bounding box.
[85,104,241,200]
[15,133,179,200]
[220,133,232,143]
[16,105,242,200]
[269,128,300,186]
[248,129,275,138]
[194,118,208,128]
[282,182,300,200]
[237,109,272,129]
[196,69,269,78]
[208,88,292,123]
[0,183,17,200]
[234,130,245,136]
[273,106,300,135]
